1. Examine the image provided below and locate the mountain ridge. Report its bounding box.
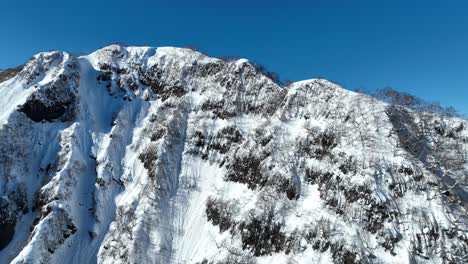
[0,44,467,264]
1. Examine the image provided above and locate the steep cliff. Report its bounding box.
[0,44,466,264]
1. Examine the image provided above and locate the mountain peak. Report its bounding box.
[0,45,467,264]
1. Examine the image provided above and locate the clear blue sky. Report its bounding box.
[2,0,467,114]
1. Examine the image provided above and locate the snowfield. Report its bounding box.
[0,44,467,264]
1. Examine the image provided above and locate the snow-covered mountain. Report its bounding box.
[0,44,467,264]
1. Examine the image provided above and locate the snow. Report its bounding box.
[0,44,467,264]
[0,79,35,124]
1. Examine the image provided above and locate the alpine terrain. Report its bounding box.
[0,44,467,264]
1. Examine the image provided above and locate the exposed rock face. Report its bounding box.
[0,66,24,83]
[0,44,467,264]
[18,99,67,122]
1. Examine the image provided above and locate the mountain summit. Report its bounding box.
[0,45,467,264]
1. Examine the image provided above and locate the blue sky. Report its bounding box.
[2,0,467,114]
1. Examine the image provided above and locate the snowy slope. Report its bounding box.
[0,44,467,264]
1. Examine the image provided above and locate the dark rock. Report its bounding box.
[0,65,24,83]
[0,197,16,250]
[19,98,70,122]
